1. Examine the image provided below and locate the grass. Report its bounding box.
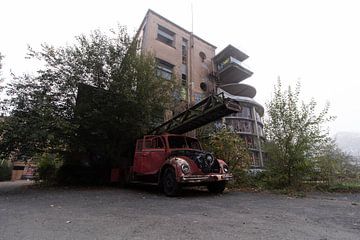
[327,181,360,192]
[315,180,360,193]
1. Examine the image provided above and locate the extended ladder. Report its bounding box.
[149,92,242,135]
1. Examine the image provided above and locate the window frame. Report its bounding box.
[157,25,176,47]
[156,58,174,80]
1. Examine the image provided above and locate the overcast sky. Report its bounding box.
[1,0,359,134]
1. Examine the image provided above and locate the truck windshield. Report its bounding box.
[168,136,202,150]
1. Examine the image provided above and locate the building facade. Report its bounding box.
[136,9,265,167]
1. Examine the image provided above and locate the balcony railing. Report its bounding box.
[216,56,253,84]
[217,57,248,71]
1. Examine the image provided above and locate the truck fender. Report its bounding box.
[217,159,226,166]
[217,159,229,173]
[158,157,188,183]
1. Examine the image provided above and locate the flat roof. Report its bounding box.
[214,44,249,63]
[139,9,217,49]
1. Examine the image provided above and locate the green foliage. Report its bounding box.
[313,141,349,185]
[0,52,4,92]
[0,26,175,162]
[264,80,335,188]
[0,52,3,74]
[196,123,217,142]
[204,127,252,183]
[34,153,63,185]
[326,181,360,193]
[0,159,11,181]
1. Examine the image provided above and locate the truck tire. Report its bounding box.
[162,168,181,196]
[207,181,226,194]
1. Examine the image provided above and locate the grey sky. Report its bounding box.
[1,0,359,134]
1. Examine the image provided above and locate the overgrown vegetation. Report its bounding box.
[202,127,252,186]
[0,159,11,181]
[34,153,63,185]
[0,27,175,184]
[263,80,359,192]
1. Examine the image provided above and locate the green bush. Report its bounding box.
[34,153,63,185]
[227,170,267,190]
[315,181,360,193]
[0,160,12,181]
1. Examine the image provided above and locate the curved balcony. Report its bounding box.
[219,83,256,98]
[213,45,253,85]
[220,90,264,117]
[217,58,253,84]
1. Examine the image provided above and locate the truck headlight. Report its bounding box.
[223,165,229,173]
[181,163,190,174]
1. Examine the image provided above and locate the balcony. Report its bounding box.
[213,45,253,85]
[219,83,256,98]
[217,57,253,84]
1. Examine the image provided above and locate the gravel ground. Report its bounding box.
[0,181,359,240]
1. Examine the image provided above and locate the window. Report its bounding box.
[136,140,143,152]
[143,137,165,149]
[168,136,201,150]
[181,64,187,86]
[157,25,175,46]
[194,93,203,103]
[156,59,174,80]
[182,39,188,64]
[240,107,252,119]
[225,119,254,133]
[199,51,206,62]
[168,136,187,148]
[151,137,164,149]
[181,39,188,85]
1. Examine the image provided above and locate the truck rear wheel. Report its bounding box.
[162,168,181,196]
[207,181,226,194]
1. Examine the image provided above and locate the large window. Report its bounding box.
[156,59,174,80]
[157,25,175,47]
[225,119,254,133]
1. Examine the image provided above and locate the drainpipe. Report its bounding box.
[188,33,194,108]
[252,106,264,167]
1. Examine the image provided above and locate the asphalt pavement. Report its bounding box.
[0,181,359,240]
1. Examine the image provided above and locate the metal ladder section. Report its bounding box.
[149,92,242,135]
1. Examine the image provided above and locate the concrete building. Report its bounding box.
[135,9,265,167]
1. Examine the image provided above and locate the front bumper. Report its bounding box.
[179,173,233,183]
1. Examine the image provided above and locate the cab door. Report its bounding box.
[133,139,144,173]
[141,136,167,175]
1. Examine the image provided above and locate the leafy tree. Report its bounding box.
[0,52,3,74]
[0,27,175,162]
[205,127,251,182]
[314,141,350,185]
[264,80,334,188]
[0,52,4,89]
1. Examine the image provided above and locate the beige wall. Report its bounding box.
[138,11,217,105]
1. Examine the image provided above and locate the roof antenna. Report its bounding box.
[191,2,194,33]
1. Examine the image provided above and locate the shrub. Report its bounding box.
[0,159,12,181]
[204,128,252,184]
[34,153,63,185]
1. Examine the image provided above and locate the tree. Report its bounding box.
[314,140,350,185]
[0,26,176,161]
[0,52,3,88]
[204,127,251,182]
[264,80,334,188]
[0,52,3,74]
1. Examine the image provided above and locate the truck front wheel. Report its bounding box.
[162,168,181,196]
[207,181,226,194]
